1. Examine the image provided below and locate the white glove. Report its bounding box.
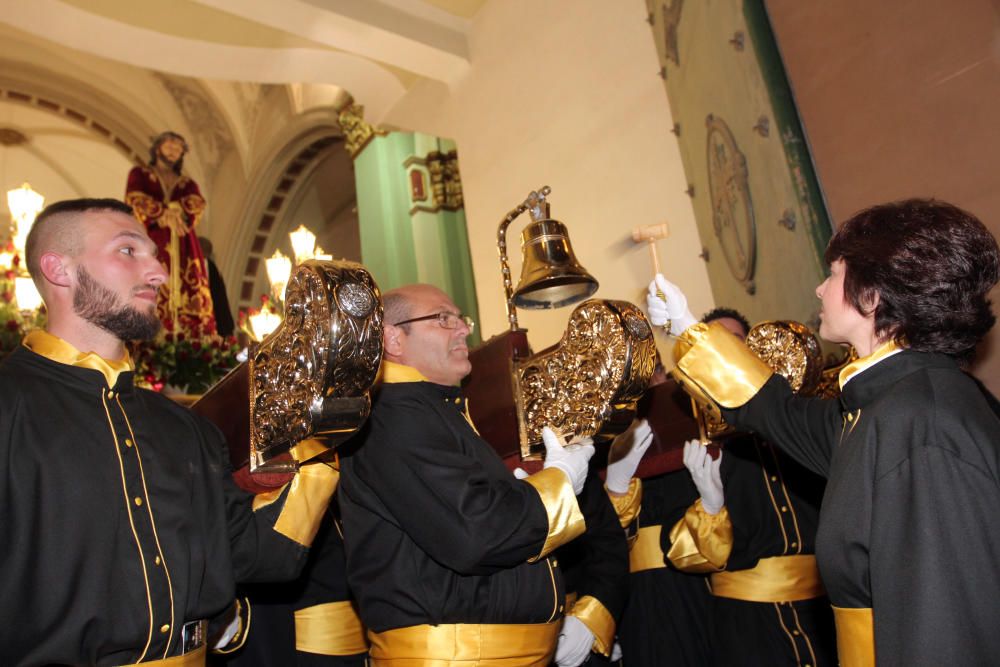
[605,419,654,494]
[542,427,596,495]
[610,641,622,662]
[513,467,530,480]
[646,274,698,335]
[682,439,724,514]
[555,615,594,667]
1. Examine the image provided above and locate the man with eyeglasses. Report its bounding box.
[339,283,596,666]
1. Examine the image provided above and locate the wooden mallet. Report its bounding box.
[632,222,672,332]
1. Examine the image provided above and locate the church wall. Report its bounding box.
[765,0,1000,394]
[381,0,712,354]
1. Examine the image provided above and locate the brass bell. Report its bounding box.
[497,186,600,329]
[513,218,598,309]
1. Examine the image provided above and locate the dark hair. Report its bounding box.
[26,198,134,280]
[701,307,751,336]
[825,198,999,364]
[148,131,188,174]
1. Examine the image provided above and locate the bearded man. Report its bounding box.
[0,199,338,666]
[126,131,215,335]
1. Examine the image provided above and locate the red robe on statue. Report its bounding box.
[126,165,216,335]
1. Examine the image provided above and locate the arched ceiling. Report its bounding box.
[2,0,486,122]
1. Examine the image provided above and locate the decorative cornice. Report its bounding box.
[338,103,387,159]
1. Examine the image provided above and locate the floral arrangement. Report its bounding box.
[131,321,242,395]
[0,250,46,359]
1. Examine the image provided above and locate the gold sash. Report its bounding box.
[121,645,205,667]
[710,555,826,602]
[832,606,875,667]
[294,600,369,656]
[367,622,560,666]
[629,525,666,573]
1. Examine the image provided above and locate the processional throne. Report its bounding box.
[190,259,383,490]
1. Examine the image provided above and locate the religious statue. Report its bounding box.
[125,131,215,335]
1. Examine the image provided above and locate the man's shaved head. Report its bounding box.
[25,198,134,287]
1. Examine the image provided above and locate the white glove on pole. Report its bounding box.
[682,439,724,515]
[555,615,595,667]
[542,427,595,495]
[646,274,698,335]
[605,419,654,494]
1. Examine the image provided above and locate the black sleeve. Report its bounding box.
[561,465,629,621]
[348,400,552,575]
[722,374,842,478]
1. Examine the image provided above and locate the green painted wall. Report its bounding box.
[353,131,481,345]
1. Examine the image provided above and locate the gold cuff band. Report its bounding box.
[523,467,586,561]
[667,502,732,573]
[832,605,875,667]
[568,595,616,657]
[674,322,773,409]
[629,524,666,572]
[367,621,559,666]
[295,600,368,656]
[606,478,643,528]
[272,460,339,546]
[710,554,826,602]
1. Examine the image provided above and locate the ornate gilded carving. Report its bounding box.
[338,103,387,159]
[249,259,383,472]
[427,150,464,210]
[513,300,657,459]
[745,321,823,394]
[692,320,826,442]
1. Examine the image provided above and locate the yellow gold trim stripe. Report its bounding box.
[606,478,643,528]
[381,360,430,384]
[569,595,616,657]
[272,462,339,547]
[629,525,666,572]
[523,467,586,561]
[23,329,132,387]
[838,339,902,389]
[101,390,155,661]
[710,555,825,602]
[294,601,368,656]
[832,606,875,667]
[367,622,559,665]
[673,322,773,408]
[117,397,176,658]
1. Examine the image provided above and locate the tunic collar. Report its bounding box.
[838,339,903,390]
[22,330,133,388]
[380,360,430,384]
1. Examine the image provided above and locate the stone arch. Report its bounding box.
[225,115,353,311]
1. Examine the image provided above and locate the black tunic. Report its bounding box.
[339,378,570,632]
[617,470,713,667]
[0,345,314,666]
[214,507,366,667]
[725,350,1000,666]
[694,436,835,667]
[558,464,629,658]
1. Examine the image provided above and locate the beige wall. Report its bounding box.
[767,0,1000,395]
[383,0,712,354]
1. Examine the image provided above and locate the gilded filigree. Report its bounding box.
[249,259,383,472]
[514,300,656,459]
[338,103,387,159]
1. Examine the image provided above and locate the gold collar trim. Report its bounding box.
[838,339,903,390]
[380,360,430,384]
[23,330,133,388]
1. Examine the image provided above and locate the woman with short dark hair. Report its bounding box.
[649,199,1000,666]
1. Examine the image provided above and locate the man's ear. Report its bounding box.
[383,323,404,357]
[38,252,72,288]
